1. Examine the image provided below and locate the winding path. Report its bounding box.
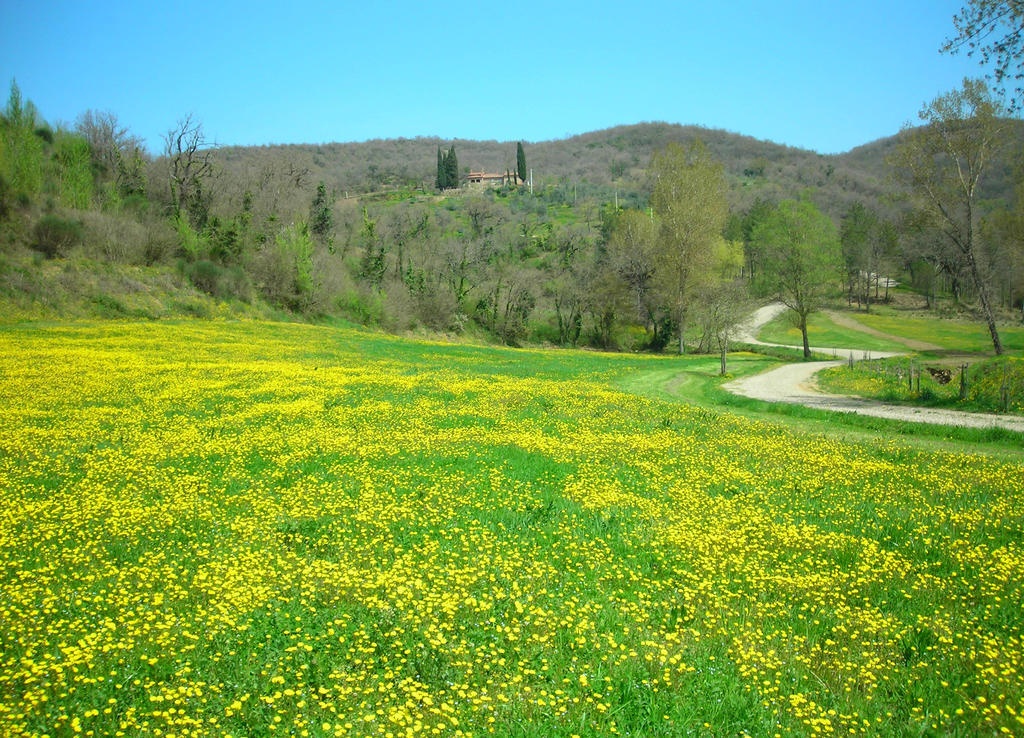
[723,303,1024,433]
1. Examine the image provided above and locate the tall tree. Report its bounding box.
[516,141,527,184]
[310,181,333,249]
[52,131,93,209]
[0,81,44,200]
[982,178,1024,320]
[840,202,883,311]
[75,109,147,201]
[436,147,445,189]
[753,198,842,358]
[889,78,1008,354]
[649,141,728,354]
[942,1,1024,109]
[445,145,459,189]
[163,115,215,225]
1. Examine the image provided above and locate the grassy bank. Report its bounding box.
[818,355,1024,415]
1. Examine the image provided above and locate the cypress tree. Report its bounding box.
[436,147,445,189]
[310,181,332,243]
[445,145,458,189]
[516,141,527,184]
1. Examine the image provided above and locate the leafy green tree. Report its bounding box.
[274,222,315,309]
[649,141,728,354]
[1,80,44,200]
[889,78,1008,354]
[983,178,1024,320]
[840,202,879,311]
[516,141,527,184]
[740,198,775,282]
[753,198,842,357]
[52,131,93,209]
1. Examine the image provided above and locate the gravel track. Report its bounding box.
[724,303,1024,433]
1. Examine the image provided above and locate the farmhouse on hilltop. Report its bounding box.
[466,170,526,187]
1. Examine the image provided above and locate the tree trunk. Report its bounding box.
[966,251,1004,355]
[720,342,727,375]
[800,314,810,358]
[677,311,686,355]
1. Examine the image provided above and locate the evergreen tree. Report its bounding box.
[436,147,445,190]
[310,181,333,246]
[517,141,527,184]
[1,81,44,200]
[445,145,458,189]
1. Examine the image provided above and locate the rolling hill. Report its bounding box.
[211,120,1024,219]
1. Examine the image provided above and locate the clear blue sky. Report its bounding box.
[0,1,990,155]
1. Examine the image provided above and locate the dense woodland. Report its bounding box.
[1,79,1022,356]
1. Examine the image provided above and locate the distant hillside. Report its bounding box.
[211,120,1024,220]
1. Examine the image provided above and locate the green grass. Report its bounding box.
[850,310,1024,354]
[756,310,908,353]
[620,351,1024,459]
[2,321,1023,736]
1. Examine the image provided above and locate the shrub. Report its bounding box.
[89,294,128,317]
[414,287,459,331]
[335,288,387,326]
[79,210,148,263]
[143,220,177,265]
[186,259,224,296]
[31,215,83,258]
[182,260,248,301]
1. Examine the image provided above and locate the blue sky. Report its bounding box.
[0,1,991,154]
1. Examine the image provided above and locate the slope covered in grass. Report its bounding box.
[1,321,1023,736]
[755,310,908,353]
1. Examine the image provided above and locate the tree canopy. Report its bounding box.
[889,78,1008,354]
[753,198,841,357]
[649,141,728,354]
[943,1,1024,109]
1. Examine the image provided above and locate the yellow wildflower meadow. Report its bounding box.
[0,320,1022,736]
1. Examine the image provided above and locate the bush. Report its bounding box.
[143,220,178,265]
[79,210,148,263]
[31,215,83,258]
[89,294,128,317]
[413,287,459,331]
[186,260,224,296]
[182,259,249,301]
[335,288,387,326]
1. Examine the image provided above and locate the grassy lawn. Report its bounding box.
[849,309,1024,354]
[1,321,1023,736]
[756,310,908,353]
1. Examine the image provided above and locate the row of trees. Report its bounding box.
[586,74,1021,361]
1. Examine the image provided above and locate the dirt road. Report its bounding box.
[724,303,1024,433]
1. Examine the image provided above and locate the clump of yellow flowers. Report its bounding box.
[0,320,1021,736]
